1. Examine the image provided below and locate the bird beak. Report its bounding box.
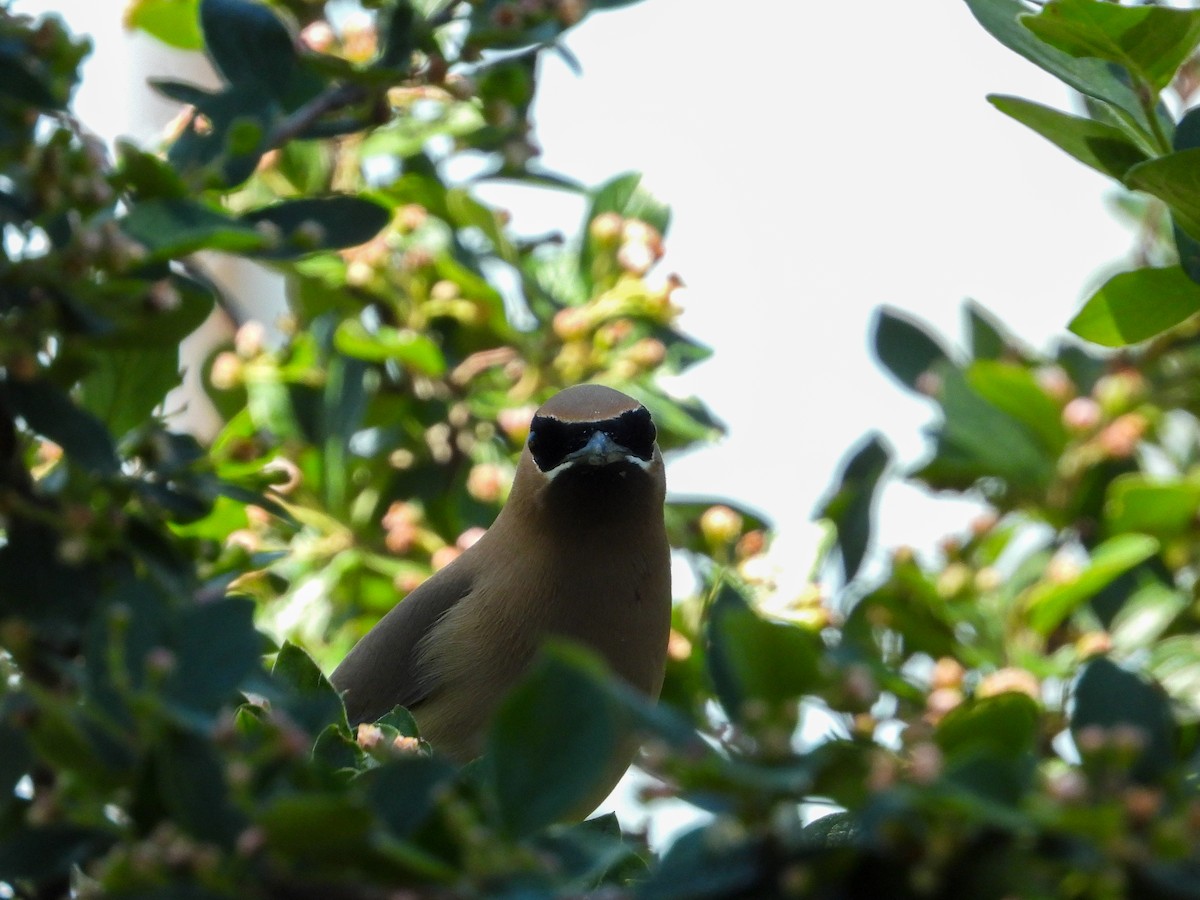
[564,430,631,467]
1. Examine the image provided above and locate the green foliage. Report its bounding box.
[5,0,1200,897]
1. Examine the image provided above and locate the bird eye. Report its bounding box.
[609,406,656,461]
[529,416,587,472]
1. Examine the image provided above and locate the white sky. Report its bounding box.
[19,0,1136,842]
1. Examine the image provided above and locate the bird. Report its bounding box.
[330,383,672,788]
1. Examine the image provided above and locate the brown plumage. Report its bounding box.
[330,384,672,777]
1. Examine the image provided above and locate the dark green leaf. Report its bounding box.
[153,729,245,843]
[258,793,374,865]
[705,580,824,721]
[1068,265,1200,346]
[272,641,348,736]
[817,432,891,583]
[1127,149,1200,244]
[872,306,953,392]
[485,643,620,836]
[0,826,112,881]
[362,756,458,838]
[79,348,180,438]
[916,365,1056,495]
[240,196,391,260]
[1021,0,1200,93]
[965,300,1015,360]
[965,0,1164,149]
[636,824,762,900]
[1072,657,1175,783]
[122,198,264,260]
[376,1,417,72]
[988,94,1148,179]
[199,0,297,99]
[166,597,264,716]
[936,692,1039,761]
[5,378,119,475]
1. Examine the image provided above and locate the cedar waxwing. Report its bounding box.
[331,384,672,783]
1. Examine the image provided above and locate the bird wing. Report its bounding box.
[330,561,475,726]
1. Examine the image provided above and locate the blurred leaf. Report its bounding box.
[1126,151,1200,244]
[199,0,296,99]
[916,365,1056,495]
[79,348,179,438]
[1021,0,1200,93]
[0,826,112,881]
[485,643,620,837]
[936,693,1039,761]
[5,378,119,475]
[123,198,264,260]
[376,1,416,72]
[872,306,953,392]
[126,0,203,50]
[1104,474,1200,539]
[965,0,1164,148]
[965,300,1015,360]
[273,641,349,736]
[258,793,374,866]
[166,597,264,718]
[1026,534,1158,635]
[1146,636,1200,713]
[361,103,485,159]
[153,729,245,843]
[705,580,823,720]
[240,196,391,260]
[333,320,447,376]
[636,824,762,900]
[965,360,1068,454]
[1068,265,1200,346]
[0,40,62,109]
[1111,581,1189,655]
[817,432,892,583]
[362,755,458,838]
[1072,657,1175,783]
[988,94,1147,179]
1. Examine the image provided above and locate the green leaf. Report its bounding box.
[917,365,1056,495]
[966,0,1165,150]
[1068,265,1200,347]
[5,379,119,475]
[79,348,180,438]
[1126,149,1200,244]
[1026,534,1159,635]
[376,1,417,72]
[936,692,1039,761]
[153,729,245,843]
[636,824,762,900]
[1110,580,1188,654]
[360,103,486,159]
[965,360,1068,455]
[1146,635,1200,713]
[705,580,823,720]
[0,826,112,881]
[258,794,374,865]
[166,597,264,717]
[199,0,297,100]
[1072,657,1175,783]
[122,198,264,260]
[1105,474,1200,539]
[965,300,1015,361]
[872,306,953,392]
[333,320,447,376]
[272,641,349,736]
[240,196,392,260]
[1021,0,1200,93]
[817,433,891,583]
[126,0,204,50]
[988,94,1147,180]
[485,644,620,836]
[362,756,458,838]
